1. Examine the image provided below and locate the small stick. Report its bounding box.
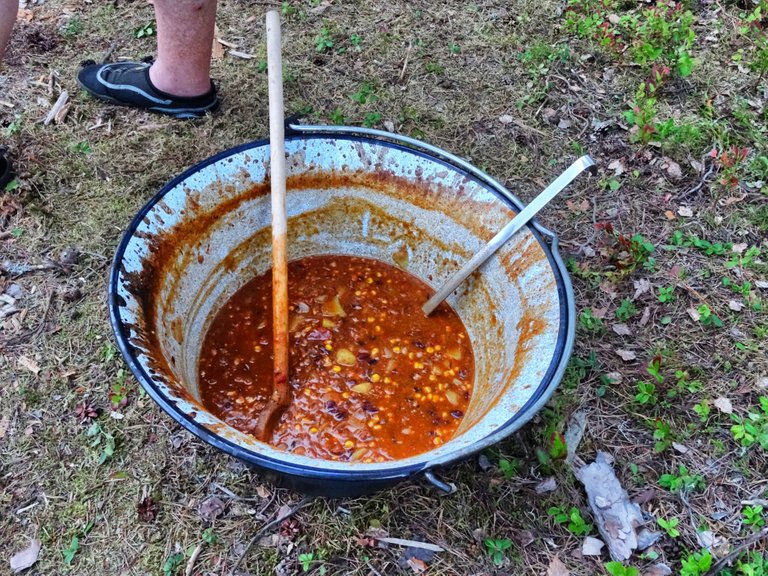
[229,497,314,576]
[253,10,291,442]
[43,90,69,126]
[703,527,768,576]
[184,542,204,576]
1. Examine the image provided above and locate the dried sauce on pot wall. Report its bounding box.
[198,255,475,462]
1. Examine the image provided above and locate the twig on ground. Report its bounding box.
[399,41,413,82]
[185,542,204,576]
[677,161,715,201]
[703,527,768,576]
[101,40,119,63]
[377,537,444,552]
[229,496,314,576]
[43,91,69,126]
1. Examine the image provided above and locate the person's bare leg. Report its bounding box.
[149,0,216,97]
[0,0,17,60]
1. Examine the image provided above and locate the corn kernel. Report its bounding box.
[393,346,401,353]
[414,361,424,369]
[424,386,433,394]
[255,345,262,352]
[324,342,333,351]
[384,377,391,384]
[366,277,373,284]
[433,437,443,445]
[375,326,382,333]
[372,348,380,356]
[435,345,442,351]
[333,365,342,373]
[429,375,436,382]
[408,352,415,359]
[367,316,375,323]
[310,427,318,434]
[342,392,350,399]
[373,424,382,431]
[427,346,434,353]
[344,440,354,448]
[355,290,362,296]
[371,374,381,383]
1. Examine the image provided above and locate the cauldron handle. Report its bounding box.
[423,470,457,495]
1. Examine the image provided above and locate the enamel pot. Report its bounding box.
[108,125,577,497]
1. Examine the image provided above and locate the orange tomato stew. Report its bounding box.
[198,255,475,462]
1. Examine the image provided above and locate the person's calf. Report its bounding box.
[0,0,19,60]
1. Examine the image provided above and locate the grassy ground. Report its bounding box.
[1,0,767,574]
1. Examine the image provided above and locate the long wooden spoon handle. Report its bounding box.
[254,10,290,441]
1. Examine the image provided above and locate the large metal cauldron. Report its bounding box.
[108,125,576,497]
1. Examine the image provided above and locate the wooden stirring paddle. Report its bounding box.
[253,10,291,442]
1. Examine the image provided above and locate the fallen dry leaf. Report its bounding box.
[17,355,41,375]
[713,397,733,414]
[663,158,683,180]
[599,281,617,298]
[256,484,271,499]
[677,206,693,217]
[535,477,558,494]
[687,307,701,322]
[632,488,656,505]
[616,349,637,361]
[731,243,748,254]
[608,13,621,24]
[137,496,159,522]
[664,210,676,220]
[592,307,608,319]
[672,442,689,454]
[512,529,535,547]
[729,300,745,312]
[612,323,632,336]
[582,536,604,556]
[638,306,651,326]
[547,555,570,576]
[719,194,746,207]
[0,415,9,439]
[9,539,41,573]
[607,158,626,176]
[644,563,673,576]
[498,114,514,125]
[407,557,428,573]
[198,496,226,522]
[566,198,590,213]
[633,278,651,300]
[308,0,333,15]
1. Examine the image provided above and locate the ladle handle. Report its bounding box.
[421,155,596,316]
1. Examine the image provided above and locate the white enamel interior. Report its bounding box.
[114,136,563,472]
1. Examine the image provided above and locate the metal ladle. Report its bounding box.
[422,155,597,316]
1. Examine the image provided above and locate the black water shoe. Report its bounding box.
[77,61,219,119]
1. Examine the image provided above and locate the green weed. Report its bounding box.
[605,561,640,576]
[484,538,512,567]
[657,517,680,537]
[659,465,704,495]
[731,397,768,450]
[680,550,712,576]
[548,506,593,536]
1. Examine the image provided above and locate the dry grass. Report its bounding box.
[1,0,767,575]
